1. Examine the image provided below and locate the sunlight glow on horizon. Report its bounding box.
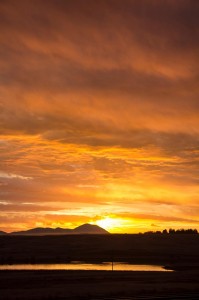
[95,217,123,232]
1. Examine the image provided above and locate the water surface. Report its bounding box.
[0,262,172,271]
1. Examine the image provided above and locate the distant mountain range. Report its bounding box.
[1,224,109,235]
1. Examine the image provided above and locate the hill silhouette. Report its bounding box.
[11,227,72,235]
[9,223,109,235]
[0,230,6,235]
[73,223,109,234]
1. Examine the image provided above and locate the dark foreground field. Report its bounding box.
[1,270,199,299]
[0,234,199,299]
[0,234,199,266]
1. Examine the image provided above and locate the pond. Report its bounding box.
[0,262,172,271]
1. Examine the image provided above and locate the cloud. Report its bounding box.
[117,212,199,224]
[0,203,59,213]
[0,172,32,180]
[0,0,199,232]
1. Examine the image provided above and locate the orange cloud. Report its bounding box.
[1,1,199,232]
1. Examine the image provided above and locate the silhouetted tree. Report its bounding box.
[168,228,198,234]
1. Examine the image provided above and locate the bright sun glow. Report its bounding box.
[95,217,121,231]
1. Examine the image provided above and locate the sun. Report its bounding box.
[95,217,120,231]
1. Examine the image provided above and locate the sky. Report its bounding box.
[0,0,199,233]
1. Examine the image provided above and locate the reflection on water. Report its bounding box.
[0,262,172,271]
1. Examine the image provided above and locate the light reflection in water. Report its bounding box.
[0,262,172,271]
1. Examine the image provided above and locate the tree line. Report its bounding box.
[144,228,198,234]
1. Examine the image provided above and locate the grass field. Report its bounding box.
[0,234,199,266]
[1,270,199,299]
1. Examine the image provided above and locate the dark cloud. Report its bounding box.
[0,203,59,213]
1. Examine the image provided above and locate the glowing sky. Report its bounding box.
[1,0,199,233]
